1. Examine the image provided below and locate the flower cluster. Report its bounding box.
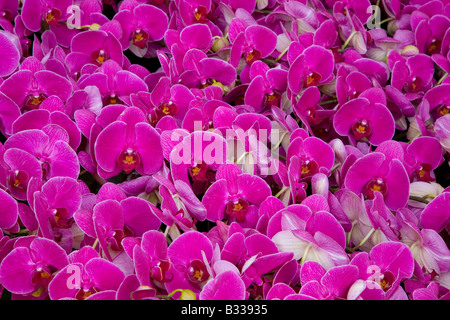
[0,0,449,301]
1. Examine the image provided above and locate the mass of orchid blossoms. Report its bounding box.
[0,0,449,301]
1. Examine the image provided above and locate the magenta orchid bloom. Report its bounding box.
[333,88,395,146]
[349,242,415,299]
[113,3,168,54]
[48,245,125,300]
[1,0,450,303]
[202,163,271,227]
[94,107,164,178]
[343,149,410,211]
[0,237,69,299]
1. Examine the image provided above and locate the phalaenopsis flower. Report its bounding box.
[0,0,449,302]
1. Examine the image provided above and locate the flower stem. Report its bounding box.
[92,238,98,250]
[346,221,358,248]
[300,244,312,265]
[275,186,289,198]
[350,228,376,252]
[318,99,338,106]
[409,195,432,204]
[379,17,394,25]
[339,31,356,52]
[275,46,290,62]
[437,73,449,85]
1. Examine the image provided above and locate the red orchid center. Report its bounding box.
[90,49,109,66]
[31,264,57,297]
[44,8,62,27]
[301,159,319,177]
[75,286,98,300]
[264,91,281,108]
[312,126,330,140]
[304,72,322,87]
[244,49,262,65]
[189,162,209,182]
[193,5,208,23]
[160,100,178,116]
[350,90,361,99]
[103,94,124,106]
[414,163,434,182]
[117,149,141,174]
[106,229,125,251]
[363,177,388,199]
[437,104,449,117]
[132,29,150,49]
[428,39,441,55]
[31,268,52,286]
[406,76,422,93]
[0,10,12,20]
[304,107,325,125]
[8,170,29,191]
[378,270,395,292]
[50,207,74,229]
[25,93,46,110]
[150,260,172,283]
[186,259,209,283]
[226,198,250,222]
[148,108,164,126]
[351,119,372,141]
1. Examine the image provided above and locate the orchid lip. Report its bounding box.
[90,49,109,66]
[117,149,141,174]
[300,159,319,177]
[44,8,62,27]
[414,163,434,182]
[437,104,449,117]
[351,119,372,141]
[304,72,322,87]
[363,177,388,199]
[25,93,47,110]
[0,10,12,20]
[225,198,250,222]
[186,259,209,283]
[406,76,423,93]
[132,29,150,49]
[8,170,29,191]
[103,94,124,106]
[75,286,98,300]
[193,5,208,23]
[159,100,178,116]
[245,49,262,65]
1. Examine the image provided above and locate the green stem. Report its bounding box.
[274,186,289,198]
[409,195,433,204]
[350,228,376,252]
[318,99,338,106]
[271,131,288,152]
[379,17,394,25]
[300,244,312,265]
[235,151,248,164]
[331,162,341,172]
[92,238,98,250]
[339,31,356,52]
[275,46,290,62]
[346,221,357,248]
[437,73,449,85]
[270,150,287,161]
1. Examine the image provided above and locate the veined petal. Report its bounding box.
[94,121,128,173]
[272,230,310,260]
